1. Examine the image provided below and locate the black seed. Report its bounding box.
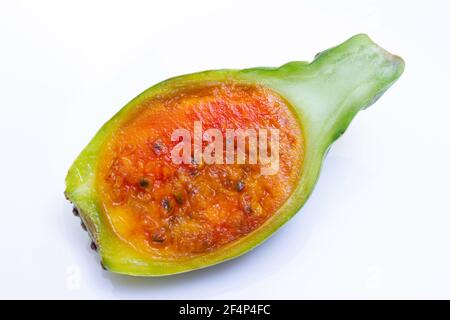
[162,198,172,212]
[72,207,79,216]
[152,139,166,156]
[189,186,199,196]
[174,192,184,205]
[244,204,253,214]
[153,236,165,243]
[139,178,150,188]
[81,222,87,231]
[152,229,166,243]
[90,241,97,251]
[168,214,181,226]
[236,181,245,192]
[190,170,199,177]
[100,262,107,270]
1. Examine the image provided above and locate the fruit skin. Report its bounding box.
[65,34,404,276]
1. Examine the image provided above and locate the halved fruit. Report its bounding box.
[65,34,404,276]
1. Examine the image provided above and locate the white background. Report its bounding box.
[1,0,449,299]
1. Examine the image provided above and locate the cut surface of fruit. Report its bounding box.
[97,83,304,259]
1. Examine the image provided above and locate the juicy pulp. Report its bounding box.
[97,83,304,259]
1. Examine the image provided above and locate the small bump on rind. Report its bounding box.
[314,51,323,59]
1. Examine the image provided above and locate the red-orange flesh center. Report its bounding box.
[97,82,304,259]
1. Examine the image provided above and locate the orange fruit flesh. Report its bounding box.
[97,83,304,259]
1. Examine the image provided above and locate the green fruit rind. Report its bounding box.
[65,34,404,276]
